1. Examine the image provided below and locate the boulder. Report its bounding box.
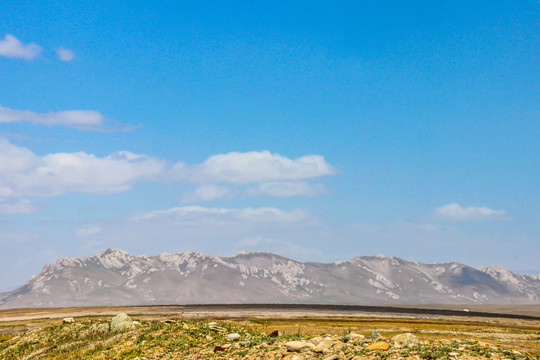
[110,312,135,332]
[63,317,75,323]
[392,333,420,348]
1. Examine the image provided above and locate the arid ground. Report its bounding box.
[1,305,538,359]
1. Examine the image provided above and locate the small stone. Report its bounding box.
[227,333,241,341]
[314,339,333,353]
[205,335,213,341]
[208,323,225,332]
[323,355,338,360]
[344,333,365,341]
[448,352,459,356]
[371,330,379,338]
[240,340,251,346]
[269,329,280,337]
[63,317,75,323]
[213,345,225,352]
[392,333,420,348]
[367,341,390,351]
[284,341,316,352]
[283,355,304,360]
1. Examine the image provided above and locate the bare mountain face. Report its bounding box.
[1,249,539,309]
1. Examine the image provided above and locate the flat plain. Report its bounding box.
[0,304,538,359]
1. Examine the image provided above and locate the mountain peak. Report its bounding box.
[1,249,539,309]
[94,248,132,269]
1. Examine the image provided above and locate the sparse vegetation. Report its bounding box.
[0,313,538,359]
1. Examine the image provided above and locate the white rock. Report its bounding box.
[285,341,316,352]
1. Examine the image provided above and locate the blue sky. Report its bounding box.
[1,0,538,290]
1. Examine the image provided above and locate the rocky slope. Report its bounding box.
[1,249,539,308]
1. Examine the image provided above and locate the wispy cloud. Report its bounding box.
[180,185,239,203]
[0,34,42,59]
[0,139,166,198]
[430,203,508,221]
[0,105,133,131]
[0,199,37,215]
[245,181,327,197]
[76,225,102,237]
[56,47,75,61]
[132,206,309,224]
[170,151,336,184]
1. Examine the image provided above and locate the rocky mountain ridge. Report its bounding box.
[1,249,539,308]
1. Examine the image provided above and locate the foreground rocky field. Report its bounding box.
[0,311,538,360]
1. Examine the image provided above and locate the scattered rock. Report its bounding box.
[371,330,380,338]
[367,341,390,351]
[213,345,226,352]
[63,317,75,323]
[314,339,333,353]
[392,333,420,348]
[448,352,459,356]
[110,312,134,332]
[269,329,280,337]
[283,354,304,360]
[227,333,241,341]
[208,322,225,332]
[323,355,338,360]
[284,341,316,352]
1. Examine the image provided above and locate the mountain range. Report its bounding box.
[1,249,539,309]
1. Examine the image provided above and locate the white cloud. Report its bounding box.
[76,225,102,237]
[180,185,239,203]
[0,199,36,215]
[170,150,335,184]
[430,203,507,221]
[0,34,42,59]
[132,206,309,224]
[56,47,75,61]
[245,181,327,197]
[0,105,113,130]
[0,139,166,197]
[0,139,335,202]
